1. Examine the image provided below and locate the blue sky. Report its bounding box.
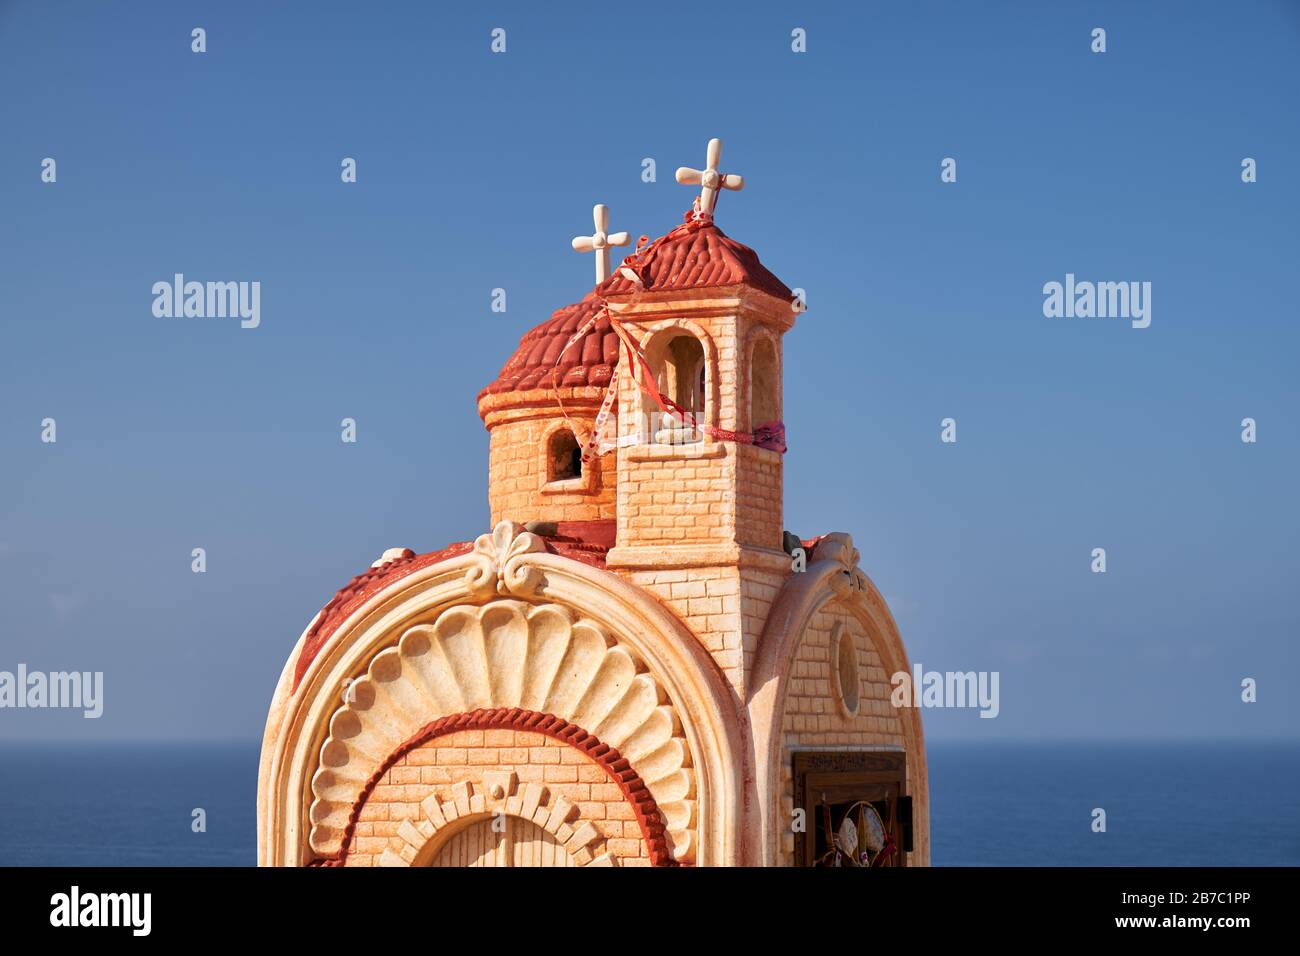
[1,0,1297,742]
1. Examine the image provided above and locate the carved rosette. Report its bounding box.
[464,521,548,598]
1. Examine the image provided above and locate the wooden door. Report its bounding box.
[425,815,576,868]
[792,751,910,867]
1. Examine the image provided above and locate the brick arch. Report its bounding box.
[309,708,677,867]
[405,791,604,868]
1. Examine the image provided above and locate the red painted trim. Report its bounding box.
[308,708,679,868]
[293,543,471,692]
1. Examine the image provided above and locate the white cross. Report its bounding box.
[676,137,744,219]
[571,203,630,284]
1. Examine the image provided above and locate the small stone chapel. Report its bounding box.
[257,138,929,867]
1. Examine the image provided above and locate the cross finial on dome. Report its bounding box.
[676,137,745,220]
[571,203,631,284]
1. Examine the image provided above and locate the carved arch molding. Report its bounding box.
[309,597,697,863]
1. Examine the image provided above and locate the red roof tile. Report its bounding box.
[545,519,616,567]
[479,292,619,399]
[293,542,473,691]
[598,214,793,301]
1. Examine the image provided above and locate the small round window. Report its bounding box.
[833,623,860,718]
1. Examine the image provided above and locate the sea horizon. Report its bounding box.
[1,738,1295,867]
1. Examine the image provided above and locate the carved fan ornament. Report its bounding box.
[307,523,697,862]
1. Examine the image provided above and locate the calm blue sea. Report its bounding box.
[0,740,1296,866]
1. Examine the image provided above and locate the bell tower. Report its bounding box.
[601,138,799,699]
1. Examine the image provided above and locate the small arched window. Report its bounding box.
[547,428,582,482]
[651,334,705,444]
[750,337,778,428]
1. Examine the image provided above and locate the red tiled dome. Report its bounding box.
[479,291,619,399]
[597,217,792,301]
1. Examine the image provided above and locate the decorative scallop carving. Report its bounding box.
[308,598,697,861]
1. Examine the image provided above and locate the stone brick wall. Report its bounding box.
[615,448,734,544]
[344,728,651,867]
[617,560,791,704]
[776,606,906,865]
[612,310,784,555]
[740,564,788,685]
[607,307,792,701]
[486,411,617,525]
[734,443,783,551]
[621,566,745,701]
